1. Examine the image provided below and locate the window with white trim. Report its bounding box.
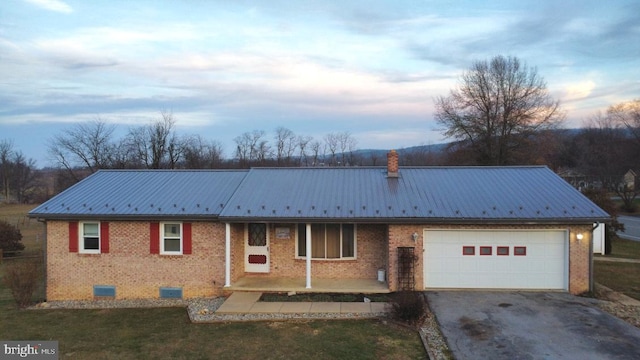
[297,223,356,259]
[161,222,182,255]
[80,222,100,254]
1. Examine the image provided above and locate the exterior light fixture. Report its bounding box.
[576,233,584,240]
[412,232,419,242]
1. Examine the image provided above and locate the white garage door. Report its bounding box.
[423,230,567,290]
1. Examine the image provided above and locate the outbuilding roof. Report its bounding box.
[29,166,610,224]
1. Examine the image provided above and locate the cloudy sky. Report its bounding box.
[1,0,639,167]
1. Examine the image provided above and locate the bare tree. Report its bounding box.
[48,120,116,181]
[435,55,564,165]
[0,140,13,199]
[125,111,183,169]
[255,137,272,165]
[297,135,312,166]
[234,130,270,167]
[309,140,323,166]
[599,99,640,211]
[182,135,224,169]
[323,133,339,165]
[608,99,640,145]
[0,141,39,203]
[337,131,357,166]
[575,113,637,210]
[10,152,38,203]
[274,127,297,166]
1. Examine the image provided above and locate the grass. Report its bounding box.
[0,204,425,359]
[1,204,45,303]
[0,299,425,359]
[594,237,640,301]
[599,238,640,260]
[594,262,640,301]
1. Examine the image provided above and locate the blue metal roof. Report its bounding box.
[30,166,610,224]
[29,170,248,220]
[218,166,609,223]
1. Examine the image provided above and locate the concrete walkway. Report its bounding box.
[215,291,389,315]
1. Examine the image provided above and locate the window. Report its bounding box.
[514,246,527,256]
[297,223,356,259]
[480,246,492,255]
[462,246,475,255]
[161,223,182,254]
[248,223,267,246]
[497,246,509,256]
[80,222,100,254]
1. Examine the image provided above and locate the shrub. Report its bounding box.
[0,219,25,256]
[390,291,426,325]
[3,258,42,308]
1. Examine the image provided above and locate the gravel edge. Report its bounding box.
[420,295,452,360]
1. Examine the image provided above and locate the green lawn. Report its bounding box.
[594,262,640,301]
[595,237,640,301]
[0,298,425,359]
[606,238,640,260]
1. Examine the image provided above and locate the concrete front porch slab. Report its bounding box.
[229,277,389,294]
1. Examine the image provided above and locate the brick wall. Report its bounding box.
[229,223,388,281]
[568,225,592,295]
[230,223,244,283]
[388,225,424,292]
[47,219,593,300]
[46,220,226,300]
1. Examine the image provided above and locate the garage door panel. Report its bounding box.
[424,230,567,290]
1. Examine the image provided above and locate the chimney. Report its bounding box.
[387,150,399,178]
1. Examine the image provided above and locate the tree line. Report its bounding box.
[46,111,360,175]
[0,140,41,204]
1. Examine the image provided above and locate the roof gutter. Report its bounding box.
[217,216,612,225]
[28,214,221,222]
[30,213,611,225]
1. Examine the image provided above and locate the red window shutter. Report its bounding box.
[150,222,160,254]
[69,222,79,253]
[183,222,192,254]
[100,222,110,253]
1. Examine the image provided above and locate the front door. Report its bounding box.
[245,223,269,273]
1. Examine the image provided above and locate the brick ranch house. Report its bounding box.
[29,151,610,301]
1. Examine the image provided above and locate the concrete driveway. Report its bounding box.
[426,291,640,360]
